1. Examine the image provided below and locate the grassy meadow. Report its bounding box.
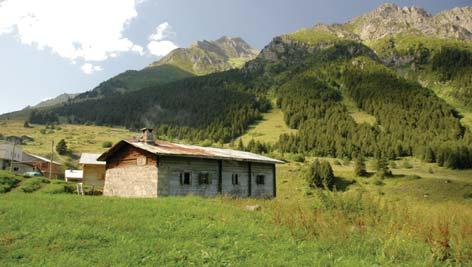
[0,120,134,161]
[239,108,297,144]
[1,112,472,265]
[1,155,472,266]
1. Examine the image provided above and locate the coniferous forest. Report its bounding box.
[27,28,472,169]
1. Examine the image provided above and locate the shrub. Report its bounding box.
[102,141,113,148]
[306,159,335,189]
[354,156,368,177]
[0,173,21,193]
[333,160,342,166]
[19,177,50,193]
[292,154,305,163]
[375,156,392,178]
[56,139,68,155]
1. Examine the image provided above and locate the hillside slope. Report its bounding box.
[78,36,258,99]
[28,3,472,169]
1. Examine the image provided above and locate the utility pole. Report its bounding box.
[9,142,16,173]
[49,140,54,179]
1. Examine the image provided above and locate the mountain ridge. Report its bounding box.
[148,36,259,75]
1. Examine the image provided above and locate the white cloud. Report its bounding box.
[147,22,178,57]
[0,0,144,63]
[81,63,103,74]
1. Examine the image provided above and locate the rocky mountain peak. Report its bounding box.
[349,3,471,41]
[149,36,259,75]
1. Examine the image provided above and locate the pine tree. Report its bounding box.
[306,159,335,189]
[423,147,436,163]
[375,155,391,178]
[56,139,68,155]
[354,156,368,177]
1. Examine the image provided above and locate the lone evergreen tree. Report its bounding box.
[237,139,244,151]
[306,159,335,189]
[375,155,392,178]
[56,139,68,155]
[354,156,368,177]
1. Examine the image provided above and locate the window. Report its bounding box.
[198,172,210,185]
[232,174,239,185]
[256,174,265,185]
[13,167,19,172]
[180,172,191,185]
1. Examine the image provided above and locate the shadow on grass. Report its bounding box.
[333,176,356,191]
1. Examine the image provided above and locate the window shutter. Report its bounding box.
[179,173,183,185]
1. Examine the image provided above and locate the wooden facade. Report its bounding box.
[83,165,106,186]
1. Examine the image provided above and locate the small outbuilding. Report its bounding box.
[65,169,83,182]
[79,153,106,186]
[98,128,284,198]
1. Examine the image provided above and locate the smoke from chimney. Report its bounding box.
[139,128,155,145]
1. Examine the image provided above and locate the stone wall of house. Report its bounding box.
[103,145,158,197]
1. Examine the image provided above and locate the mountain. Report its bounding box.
[149,36,259,75]
[76,64,194,99]
[348,4,471,41]
[76,36,258,99]
[28,3,472,169]
[34,93,79,108]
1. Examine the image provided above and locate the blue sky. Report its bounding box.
[0,0,469,114]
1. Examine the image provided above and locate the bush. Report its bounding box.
[306,159,335,189]
[354,156,368,177]
[292,154,305,163]
[0,173,21,193]
[102,141,113,148]
[41,182,76,194]
[19,177,50,193]
[56,139,68,155]
[333,160,342,166]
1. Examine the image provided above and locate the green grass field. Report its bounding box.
[341,96,377,125]
[0,120,134,162]
[1,161,471,266]
[1,115,472,265]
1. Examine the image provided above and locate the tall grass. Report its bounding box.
[270,189,472,265]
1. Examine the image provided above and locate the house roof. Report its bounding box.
[79,153,106,165]
[98,140,284,164]
[23,152,61,165]
[65,170,83,179]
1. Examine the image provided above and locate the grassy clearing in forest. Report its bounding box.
[239,108,297,144]
[342,96,377,125]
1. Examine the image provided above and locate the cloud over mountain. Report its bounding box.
[0,0,145,71]
[147,22,179,57]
